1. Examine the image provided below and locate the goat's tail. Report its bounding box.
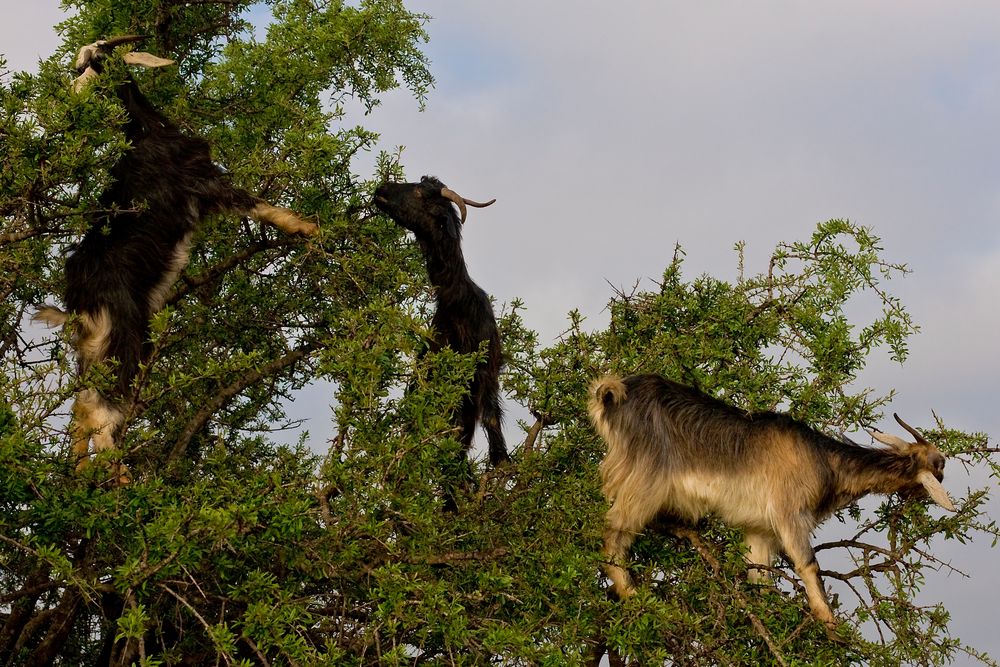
[588,375,628,426]
[33,305,70,328]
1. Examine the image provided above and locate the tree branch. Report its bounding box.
[671,527,790,667]
[167,237,298,306]
[167,341,317,465]
[24,587,83,667]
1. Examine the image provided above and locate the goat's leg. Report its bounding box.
[479,379,508,466]
[775,519,836,631]
[70,390,96,470]
[602,525,638,598]
[440,399,478,512]
[249,201,318,237]
[602,499,659,599]
[71,389,128,484]
[744,530,779,584]
[458,394,478,455]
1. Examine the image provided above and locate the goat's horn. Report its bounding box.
[440,187,496,224]
[893,413,929,444]
[463,197,496,208]
[869,429,909,451]
[100,35,147,48]
[916,470,957,512]
[440,187,468,224]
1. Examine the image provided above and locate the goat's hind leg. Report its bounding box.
[479,381,508,466]
[71,389,128,484]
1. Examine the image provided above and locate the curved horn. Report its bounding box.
[893,413,929,444]
[72,35,170,91]
[440,187,495,224]
[916,470,957,512]
[440,187,467,223]
[76,35,146,68]
[869,429,909,451]
[100,34,146,48]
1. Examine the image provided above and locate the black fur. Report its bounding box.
[374,176,508,465]
[65,74,260,395]
[40,39,314,476]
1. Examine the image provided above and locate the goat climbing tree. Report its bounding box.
[1,2,998,666]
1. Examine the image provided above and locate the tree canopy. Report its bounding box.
[1,2,998,665]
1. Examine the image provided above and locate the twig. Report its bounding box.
[167,341,316,465]
[672,527,790,667]
[160,584,234,667]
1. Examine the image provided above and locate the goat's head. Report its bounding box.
[373,176,495,242]
[72,35,174,92]
[871,413,956,511]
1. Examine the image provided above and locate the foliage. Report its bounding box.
[1,2,998,665]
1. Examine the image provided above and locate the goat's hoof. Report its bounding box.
[298,222,320,237]
[823,620,846,644]
[114,464,131,487]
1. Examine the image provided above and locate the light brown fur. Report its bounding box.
[34,307,130,483]
[251,202,319,237]
[589,373,955,633]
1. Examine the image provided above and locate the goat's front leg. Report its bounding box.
[743,529,779,584]
[602,499,660,598]
[775,518,837,634]
[250,202,318,237]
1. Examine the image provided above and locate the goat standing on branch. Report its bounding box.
[588,373,956,633]
[373,176,508,467]
[36,36,318,483]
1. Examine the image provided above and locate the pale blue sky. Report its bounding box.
[5,0,1000,657]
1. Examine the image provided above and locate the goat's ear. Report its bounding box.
[916,470,957,512]
[71,67,100,93]
[122,52,175,68]
[442,213,460,240]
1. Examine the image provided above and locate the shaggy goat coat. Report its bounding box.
[589,373,955,630]
[373,176,507,466]
[38,38,316,481]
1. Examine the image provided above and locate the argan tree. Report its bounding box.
[1,2,997,665]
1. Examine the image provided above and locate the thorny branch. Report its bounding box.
[167,341,317,465]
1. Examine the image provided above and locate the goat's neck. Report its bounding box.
[827,444,914,507]
[116,79,171,138]
[419,242,473,300]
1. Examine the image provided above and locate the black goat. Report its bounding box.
[589,373,956,632]
[373,176,508,466]
[36,36,317,482]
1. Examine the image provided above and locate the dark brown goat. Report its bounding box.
[36,37,317,482]
[373,176,508,467]
[589,373,956,632]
